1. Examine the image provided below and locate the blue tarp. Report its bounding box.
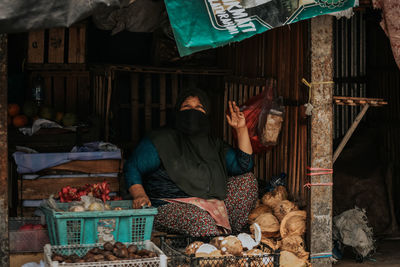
[13,150,122,174]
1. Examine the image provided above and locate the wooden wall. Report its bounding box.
[218,21,310,202]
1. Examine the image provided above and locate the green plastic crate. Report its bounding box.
[40,200,157,246]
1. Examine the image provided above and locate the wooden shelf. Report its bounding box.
[333,96,388,107]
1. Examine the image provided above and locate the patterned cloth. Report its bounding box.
[163,198,231,231]
[154,172,258,236]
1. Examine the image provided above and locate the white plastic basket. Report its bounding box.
[44,240,167,267]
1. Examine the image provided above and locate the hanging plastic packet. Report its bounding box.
[258,97,285,146]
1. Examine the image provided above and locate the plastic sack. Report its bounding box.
[231,79,284,154]
[258,96,285,147]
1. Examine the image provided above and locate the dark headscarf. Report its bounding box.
[148,89,228,199]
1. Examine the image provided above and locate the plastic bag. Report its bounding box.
[231,79,284,154]
[258,96,285,146]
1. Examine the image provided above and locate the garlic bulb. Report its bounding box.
[69,205,85,212]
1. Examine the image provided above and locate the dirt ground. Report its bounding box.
[335,240,400,267]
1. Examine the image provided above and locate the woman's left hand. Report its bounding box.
[226,101,246,130]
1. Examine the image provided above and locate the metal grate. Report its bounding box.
[66,220,82,245]
[132,217,146,243]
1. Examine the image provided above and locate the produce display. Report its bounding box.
[58,182,119,203]
[7,101,79,128]
[51,242,157,263]
[248,186,310,266]
[184,231,266,258]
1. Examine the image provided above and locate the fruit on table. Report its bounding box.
[39,106,55,120]
[62,112,77,127]
[55,111,64,123]
[8,103,20,117]
[13,114,28,128]
[22,101,38,118]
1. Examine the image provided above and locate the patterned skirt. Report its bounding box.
[154,172,258,236]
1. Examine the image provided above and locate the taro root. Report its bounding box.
[137,249,153,256]
[103,242,114,251]
[69,254,80,262]
[127,244,138,254]
[128,253,140,259]
[93,254,105,262]
[88,247,102,255]
[248,204,273,224]
[114,247,129,258]
[106,254,119,261]
[84,256,95,262]
[147,251,157,258]
[103,251,113,256]
[114,242,126,250]
[185,241,204,255]
[84,253,94,259]
[51,254,65,262]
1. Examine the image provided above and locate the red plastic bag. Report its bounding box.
[231,79,283,154]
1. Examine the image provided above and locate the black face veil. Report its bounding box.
[148,89,228,200]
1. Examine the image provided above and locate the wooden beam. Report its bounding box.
[310,16,334,267]
[0,33,9,266]
[333,104,369,163]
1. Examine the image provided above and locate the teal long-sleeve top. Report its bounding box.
[124,137,254,201]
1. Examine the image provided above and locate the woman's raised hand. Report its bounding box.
[226,101,246,130]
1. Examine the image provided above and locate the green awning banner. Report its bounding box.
[164,0,356,56]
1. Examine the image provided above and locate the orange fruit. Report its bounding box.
[13,114,28,128]
[7,115,12,126]
[8,103,20,117]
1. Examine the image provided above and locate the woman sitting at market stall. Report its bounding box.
[124,88,258,236]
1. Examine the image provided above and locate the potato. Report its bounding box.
[128,244,138,254]
[75,259,86,263]
[103,242,114,251]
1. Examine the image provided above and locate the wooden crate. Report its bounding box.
[18,176,120,200]
[28,70,90,117]
[27,23,86,64]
